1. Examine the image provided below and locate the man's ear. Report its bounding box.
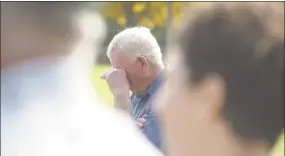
[195,73,226,122]
[137,56,150,75]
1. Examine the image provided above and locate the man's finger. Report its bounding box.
[100,73,108,79]
[100,69,113,79]
[100,71,108,79]
[137,118,146,123]
[142,114,148,119]
[136,122,143,128]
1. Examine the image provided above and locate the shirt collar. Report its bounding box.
[146,72,164,96]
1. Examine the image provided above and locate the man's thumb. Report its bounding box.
[101,69,112,79]
[142,114,148,119]
[100,74,105,79]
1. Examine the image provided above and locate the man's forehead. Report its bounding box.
[110,48,132,68]
[111,48,122,58]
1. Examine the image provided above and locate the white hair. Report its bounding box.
[106,27,163,68]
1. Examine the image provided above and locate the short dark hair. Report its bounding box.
[177,2,284,146]
[1,2,90,36]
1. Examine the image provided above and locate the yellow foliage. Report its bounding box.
[172,2,185,28]
[160,5,168,20]
[132,2,147,14]
[103,2,185,28]
[103,2,125,18]
[150,2,166,7]
[152,14,165,27]
[139,17,154,29]
[116,16,126,25]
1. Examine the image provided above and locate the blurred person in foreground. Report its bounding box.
[101,27,165,149]
[156,2,284,156]
[1,2,162,156]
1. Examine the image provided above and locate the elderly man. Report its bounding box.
[102,27,165,149]
[1,2,162,156]
[156,2,284,156]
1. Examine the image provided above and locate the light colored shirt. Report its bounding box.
[1,57,162,156]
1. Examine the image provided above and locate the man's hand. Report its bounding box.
[101,68,130,96]
[136,114,147,129]
[101,68,131,113]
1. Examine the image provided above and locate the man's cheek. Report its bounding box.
[125,72,135,88]
[124,63,134,71]
[125,73,132,84]
[123,67,137,80]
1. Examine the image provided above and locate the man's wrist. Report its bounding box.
[113,93,131,113]
[113,92,130,99]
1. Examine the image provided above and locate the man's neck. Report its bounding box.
[169,138,269,156]
[136,69,163,95]
[208,124,270,156]
[168,122,270,156]
[213,132,270,156]
[212,139,269,156]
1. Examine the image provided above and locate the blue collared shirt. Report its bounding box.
[131,74,164,150]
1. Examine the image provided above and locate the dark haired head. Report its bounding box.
[157,2,284,156]
[1,2,104,68]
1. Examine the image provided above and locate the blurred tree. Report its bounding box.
[103,2,186,29]
[84,2,106,12]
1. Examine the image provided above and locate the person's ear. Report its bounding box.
[194,74,226,122]
[137,56,150,75]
